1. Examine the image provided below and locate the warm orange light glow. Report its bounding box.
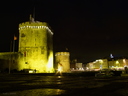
[14,35,17,40]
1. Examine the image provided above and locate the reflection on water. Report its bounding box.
[56,76,63,84]
[57,76,62,78]
[1,74,127,96]
[4,89,66,96]
[21,76,64,85]
[57,81,63,84]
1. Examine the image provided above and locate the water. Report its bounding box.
[0,74,128,96]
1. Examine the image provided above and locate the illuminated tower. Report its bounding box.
[18,15,54,73]
[55,52,70,73]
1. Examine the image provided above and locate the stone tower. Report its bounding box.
[55,52,70,73]
[18,15,54,73]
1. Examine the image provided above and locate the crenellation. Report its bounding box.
[19,21,48,27]
[55,52,70,56]
[19,23,53,35]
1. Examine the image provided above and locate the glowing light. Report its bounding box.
[47,53,54,73]
[99,59,103,63]
[116,61,119,64]
[123,59,126,63]
[86,67,89,70]
[58,68,62,72]
[110,54,114,58]
[58,64,63,72]
[29,70,34,73]
[96,60,98,62]
[19,25,53,35]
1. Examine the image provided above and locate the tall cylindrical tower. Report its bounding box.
[18,16,54,73]
[55,52,70,73]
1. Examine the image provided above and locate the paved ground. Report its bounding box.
[0,73,128,96]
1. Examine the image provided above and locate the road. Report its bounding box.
[0,73,128,96]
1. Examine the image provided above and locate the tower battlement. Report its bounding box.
[55,52,70,56]
[19,22,53,35]
[19,22,48,27]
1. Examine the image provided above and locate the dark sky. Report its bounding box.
[0,0,128,63]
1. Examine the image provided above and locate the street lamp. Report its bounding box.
[9,35,17,74]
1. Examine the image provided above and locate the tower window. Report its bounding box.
[21,33,25,37]
[41,50,44,54]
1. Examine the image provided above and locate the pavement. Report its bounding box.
[0,73,128,96]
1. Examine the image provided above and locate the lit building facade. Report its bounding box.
[108,59,128,70]
[86,59,108,71]
[70,62,84,71]
[86,58,128,71]
[18,16,54,73]
[55,52,70,73]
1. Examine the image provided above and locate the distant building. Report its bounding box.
[70,59,84,71]
[86,57,128,71]
[86,59,108,71]
[76,63,83,69]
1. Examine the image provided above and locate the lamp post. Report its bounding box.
[9,35,17,74]
[9,41,12,74]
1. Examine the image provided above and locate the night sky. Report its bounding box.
[0,0,128,63]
